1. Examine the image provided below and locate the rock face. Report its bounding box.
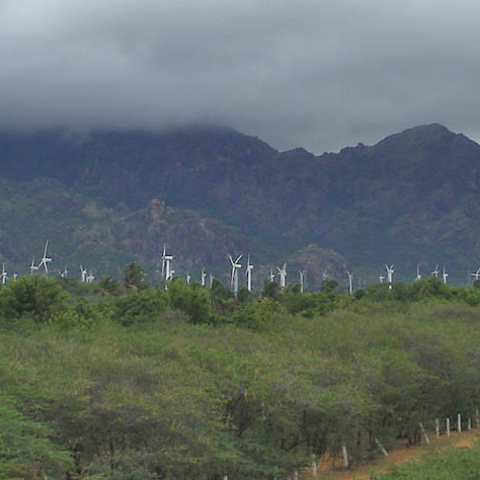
[0,123,479,283]
[289,244,350,288]
[112,199,249,271]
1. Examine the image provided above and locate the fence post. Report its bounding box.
[311,455,318,478]
[435,418,440,436]
[458,413,462,432]
[419,422,430,445]
[446,418,451,436]
[375,438,389,456]
[341,442,349,469]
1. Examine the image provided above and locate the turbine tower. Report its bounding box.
[386,264,394,289]
[30,257,39,275]
[229,254,243,297]
[201,268,207,287]
[209,273,215,289]
[431,264,440,278]
[186,271,191,285]
[0,263,7,285]
[161,245,173,285]
[277,263,287,289]
[80,265,88,283]
[347,271,354,296]
[299,270,306,294]
[442,266,448,284]
[415,265,422,282]
[379,273,385,283]
[269,268,275,283]
[245,254,254,292]
[86,270,95,283]
[38,240,52,274]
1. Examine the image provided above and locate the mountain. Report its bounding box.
[0,123,479,285]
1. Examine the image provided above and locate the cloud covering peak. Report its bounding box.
[1,0,480,152]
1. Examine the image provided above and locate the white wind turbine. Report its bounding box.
[245,254,254,292]
[269,268,275,283]
[386,264,394,289]
[161,245,173,284]
[442,266,448,284]
[30,257,39,275]
[185,271,191,285]
[299,270,306,293]
[415,265,422,281]
[38,240,53,274]
[277,263,287,289]
[1,263,7,285]
[86,270,95,283]
[347,271,354,296]
[229,254,243,297]
[471,268,480,284]
[13,272,18,280]
[201,268,207,287]
[431,264,440,278]
[80,265,88,283]
[379,273,385,283]
[209,273,215,288]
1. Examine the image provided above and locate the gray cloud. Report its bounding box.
[1,0,480,153]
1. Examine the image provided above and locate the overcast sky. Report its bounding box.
[1,0,480,153]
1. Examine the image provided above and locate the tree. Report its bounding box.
[123,263,149,291]
[167,279,212,324]
[0,275,67,322]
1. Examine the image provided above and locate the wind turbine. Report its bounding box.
[347,271,354,296]
[30,257,39,275]
[80,265,88,283]
[60,267,68,278]
[379,273,385,283]
[431,264,440,278]
[229,254,243,297]
[471,268,480,284]
[269,268,275,283]
[13,272,18,280]
[415,265,422,281]
[277,263,287,289]
[299,270,306,293]
[186,271,191,285]
[201,268,207,287]
[385,264,394,289]
[38,240,52,274]
[86,270,95,283]
[442,266,448,284]
[245,254,254,292]
[161,245,173,284]
[0,264,7,285]
[209,273,215,289]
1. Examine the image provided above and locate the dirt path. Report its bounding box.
[301,428,479,479]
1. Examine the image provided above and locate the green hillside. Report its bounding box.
[1,124,480,285]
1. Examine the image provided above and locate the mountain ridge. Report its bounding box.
[0,123,479,285]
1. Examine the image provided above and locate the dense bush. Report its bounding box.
[0,275,67,322]
[1,273,480,477]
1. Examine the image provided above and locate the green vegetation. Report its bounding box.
[373,440,480,479]
[1,273,480,478]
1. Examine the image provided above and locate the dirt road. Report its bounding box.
[300,428,479,479]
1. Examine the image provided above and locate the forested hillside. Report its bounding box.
[1,271,480,478]
[1,124,480,284]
